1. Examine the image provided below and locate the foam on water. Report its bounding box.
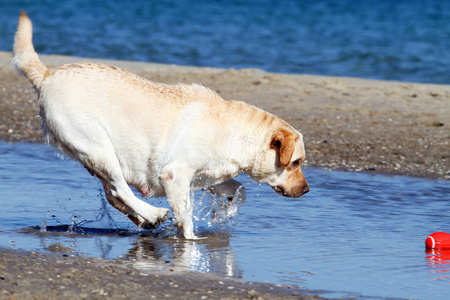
[1,142,450,299]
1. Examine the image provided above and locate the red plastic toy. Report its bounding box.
[425,232,450,250]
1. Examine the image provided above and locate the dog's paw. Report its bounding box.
[140,208,169,230]
[182,231,198,240]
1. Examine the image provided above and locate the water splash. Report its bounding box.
[192,189,244,237]
[77,192,118,230]
[143,189,245,239]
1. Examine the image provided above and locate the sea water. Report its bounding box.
[1,0,450,84]
[0,142,449,299]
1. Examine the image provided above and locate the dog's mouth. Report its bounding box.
[273,186,290,197]
[272,185,310,198]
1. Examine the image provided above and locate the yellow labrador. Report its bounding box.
[12,12,309,239]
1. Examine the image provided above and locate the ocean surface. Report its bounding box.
[1,0,450,84]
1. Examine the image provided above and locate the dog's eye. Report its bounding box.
[292,159,301,167]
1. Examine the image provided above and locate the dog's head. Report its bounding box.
[252,125,309,198]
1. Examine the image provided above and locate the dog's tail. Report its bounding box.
[12,11,49,90]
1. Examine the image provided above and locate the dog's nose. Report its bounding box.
[302,185,310,194]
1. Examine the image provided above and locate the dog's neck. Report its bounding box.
[219,100,280,177]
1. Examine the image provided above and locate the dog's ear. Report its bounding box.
[270,128,296,168]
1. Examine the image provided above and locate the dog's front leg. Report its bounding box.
[159,165,196,239]
[208,178,246,205]
[208,179,246,222]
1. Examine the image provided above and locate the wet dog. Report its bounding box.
[12,12,309,239]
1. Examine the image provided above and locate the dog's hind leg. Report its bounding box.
[84,158,169,228]
[48,118,169,229]
[93,164,169,229]
[100,179,161,229]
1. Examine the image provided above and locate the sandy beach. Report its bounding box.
[1,52,448,179]
[0,51,449,299]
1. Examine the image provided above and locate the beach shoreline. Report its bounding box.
[0,51,449,299]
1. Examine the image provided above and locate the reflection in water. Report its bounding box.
[126,236,242,278]
[24,224,242,278]
[426,249,450,283]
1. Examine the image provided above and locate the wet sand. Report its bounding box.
[0,249,324,300]
[0,51,449,299]
[0,249,326,300]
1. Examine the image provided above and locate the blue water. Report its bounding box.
[1,142,449,299]
[1,0,450,84]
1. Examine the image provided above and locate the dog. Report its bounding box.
[12,12,309,239]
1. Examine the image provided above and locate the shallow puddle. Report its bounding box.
[0,142,449,299]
